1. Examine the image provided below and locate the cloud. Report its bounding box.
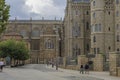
[25,0,65,19]
[6,0,66,20]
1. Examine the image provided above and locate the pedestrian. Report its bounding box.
[85,63,89,74]
[80,64,84,74]
[0,60,4,72]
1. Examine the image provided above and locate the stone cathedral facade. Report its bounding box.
[5,19,63,63]
[2,0,120,65]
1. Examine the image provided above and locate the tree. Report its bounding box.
[0,39,29,66]
[0,0,10,34]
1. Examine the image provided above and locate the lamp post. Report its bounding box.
[75,30,78,57]
[53,26,60,70]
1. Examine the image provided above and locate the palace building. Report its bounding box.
[2,0,120,66]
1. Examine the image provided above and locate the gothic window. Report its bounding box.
[95,24,98,31]
[87,44,89,51]
[93,1,95,6]
[93,36,96,42]
[73,44,80,57]
[99,24,101,31]
[91,25,95,32]
[72,22,80,37]
[86,22,89,30]
[31,40,40,50]
[45,39,54,49]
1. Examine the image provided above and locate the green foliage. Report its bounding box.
[0,0,10,34]
[0,39,29,60]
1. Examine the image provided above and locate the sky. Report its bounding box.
[6,0,66,20]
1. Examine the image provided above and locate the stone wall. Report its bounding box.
[77,55,88,66]
[109,52,120,76]
[93,54,103,71]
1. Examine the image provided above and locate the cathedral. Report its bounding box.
[3,0,120,69]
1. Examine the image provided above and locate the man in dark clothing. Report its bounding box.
[85,64,89,74]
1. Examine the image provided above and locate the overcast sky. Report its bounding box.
[6,0,66,20]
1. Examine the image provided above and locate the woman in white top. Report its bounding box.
[0,60,4,72]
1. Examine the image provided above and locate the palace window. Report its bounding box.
[75,10,78,15]
[87,44,89,51]
[116,24,119,30]
[86,11,89,15]
[93,1,95,6]
[86,22,89,30]
[93,12,96,18]
[117,48,120,52]
[117,35,120,42]
[116,0,119,4]
[93,36,96,42]
[108,46,111,50]
[108,11,110,15]
[116,11,119,17]
[94,48,96,54]
[94,24,101,32]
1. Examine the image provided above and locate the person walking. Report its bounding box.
[85,63,89,74]
[0,60,4,72]
[80,64,84,74]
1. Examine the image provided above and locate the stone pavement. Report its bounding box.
[0,64,120,80]
[47,65,120,80]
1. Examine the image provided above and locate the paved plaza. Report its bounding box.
[0,64,120,80]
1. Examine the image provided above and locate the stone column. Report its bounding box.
[63,57,67,68]
[93,54,103,71]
